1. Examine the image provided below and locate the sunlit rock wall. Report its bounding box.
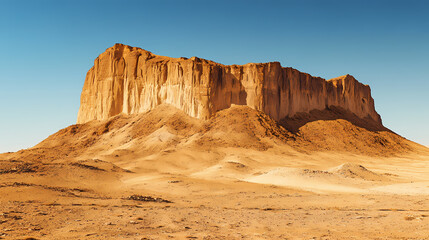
[77,44,381,124]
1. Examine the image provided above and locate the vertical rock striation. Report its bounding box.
[77,44,381,125]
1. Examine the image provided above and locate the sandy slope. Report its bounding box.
[1,104,429,239]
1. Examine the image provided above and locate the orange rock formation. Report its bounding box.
[77,44,381,124]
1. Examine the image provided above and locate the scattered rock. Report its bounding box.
[168,180,181,183]
[70,162,105,171]
[125,195,172,203]
[0,162,38,174]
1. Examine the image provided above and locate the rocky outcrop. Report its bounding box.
[77,43,381,125]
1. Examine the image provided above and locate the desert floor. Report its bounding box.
[1,106,429,239]
[1,149,429,240]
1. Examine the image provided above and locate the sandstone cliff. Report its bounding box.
[77,44,381,125]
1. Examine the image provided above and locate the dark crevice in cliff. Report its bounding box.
[279,106,390,134]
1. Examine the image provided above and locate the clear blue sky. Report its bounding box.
[1,0,428,152]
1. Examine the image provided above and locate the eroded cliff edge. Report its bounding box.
[77,43,381,125]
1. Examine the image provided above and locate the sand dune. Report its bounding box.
[330,163,388,181]
[245,167,366,193]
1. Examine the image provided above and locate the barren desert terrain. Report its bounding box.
[2,44,429,239]
[1,104,429,239]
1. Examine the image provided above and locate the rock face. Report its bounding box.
[77,44,381,124]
